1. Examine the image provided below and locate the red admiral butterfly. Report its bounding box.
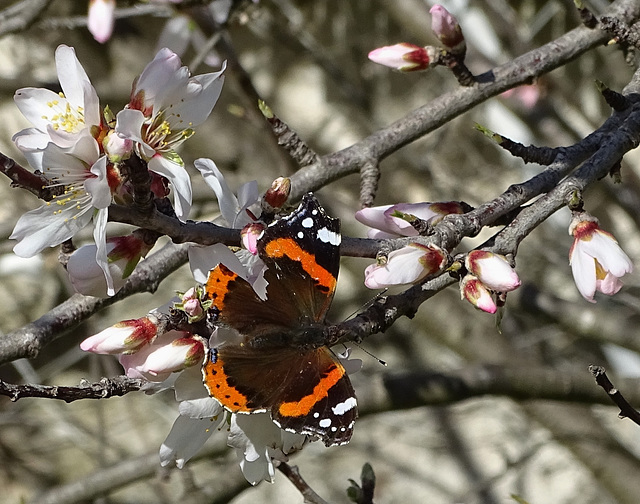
[202,194,357,446]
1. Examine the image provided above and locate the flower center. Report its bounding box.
[44,93,85,133]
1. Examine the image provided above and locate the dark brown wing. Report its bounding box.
[202,344,357,446]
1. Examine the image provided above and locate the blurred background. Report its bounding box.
[2,0,640,502]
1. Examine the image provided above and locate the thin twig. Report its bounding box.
[0,376,144,403]
[589,365,640,427]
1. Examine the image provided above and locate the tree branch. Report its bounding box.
[589,365,640,427]
[0,242,189,365]
[288,0,640,200]
[0,376,144,402]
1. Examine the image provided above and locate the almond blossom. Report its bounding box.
[569,215,633,302]
[115,50,226,220]
[119,331,206,382]
[9,45,119,292]
[364,243,447,288]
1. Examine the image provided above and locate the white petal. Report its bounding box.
[12,128,51,153]
[194,157,238,226]
[364,246,429,288]
[148,155,192,221]
[179,397,224,419]
[162,64,226,129]
[55,45,91,110]
[11,203,92,257]
[587,231,633,277]
[570,244,597,302]
[136,48,186,109]
[14,87,69,132]
[115,109,147,144]
[92,207,112,295]
[160,415,218,469]
[598,273,624,296]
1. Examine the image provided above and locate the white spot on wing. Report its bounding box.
[302,217,314,228]
[319,418,332,428]
[332,397,357,415]
[297,231,304,239]
[317,227,341,245]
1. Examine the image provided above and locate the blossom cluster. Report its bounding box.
[10,45,225,296]
[9,11,636,489]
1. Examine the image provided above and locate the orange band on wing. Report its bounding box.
[202,354,251,412]
[264,238,336,292]
[278,364,344,417]
[204,264,238,311]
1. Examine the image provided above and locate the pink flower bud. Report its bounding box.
[241,222,266,255]
[368,43,433,72]
[465,250,521,292]
[356,201,465,239]
[460,275,497,314]
[103,130,133,163]
[569,214,633,302]
[364,243,447,288]
[430,5,466,55]
[80,316,159,354]
[88,0,115,44]
[264,177,291,209]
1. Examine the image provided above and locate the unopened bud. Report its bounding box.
[264,177,291,209]
[368,43,434,72]
[430,5,466,56]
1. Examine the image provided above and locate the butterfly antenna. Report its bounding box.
[343,289,388,320]
[343,341,387,367]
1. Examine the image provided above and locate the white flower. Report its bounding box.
[10,45,118,293]
[10,133,115,291]
[115,50,226,221]
[190,158,265,290]
[569,216,633,303]
[364,243,447,288]
[12,45,101,153]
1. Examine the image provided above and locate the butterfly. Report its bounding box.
[202,194,357,446]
